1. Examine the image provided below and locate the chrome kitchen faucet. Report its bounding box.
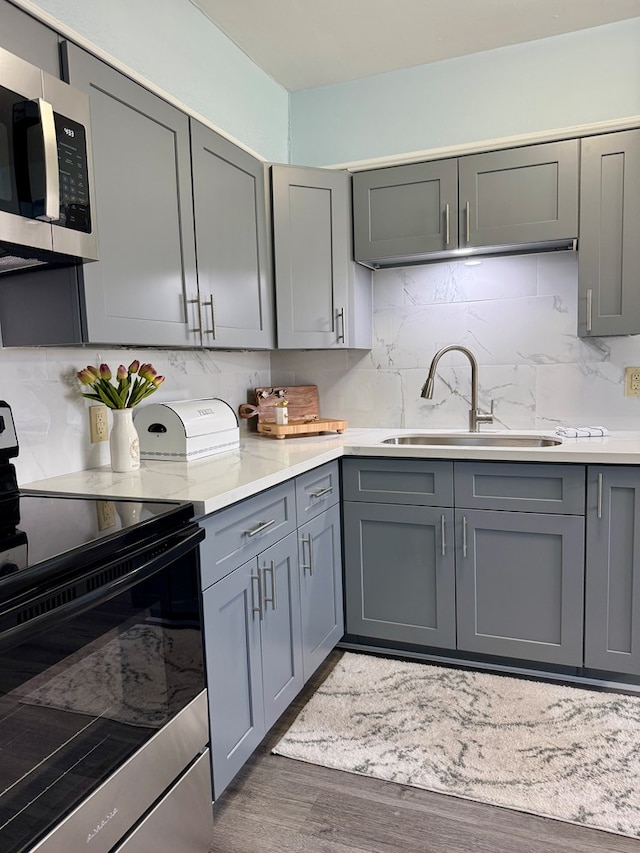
[421,345,494,432]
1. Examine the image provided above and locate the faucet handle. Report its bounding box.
[475,399,495,425]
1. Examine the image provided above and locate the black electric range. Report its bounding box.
[0,402,210,853]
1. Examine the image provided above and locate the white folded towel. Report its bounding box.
[555,426,609,438]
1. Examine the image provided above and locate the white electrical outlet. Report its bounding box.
[624,367,640,397]
[89,405,109,442]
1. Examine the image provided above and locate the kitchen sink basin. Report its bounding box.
[380,433,562,448]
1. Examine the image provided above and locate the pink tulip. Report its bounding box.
[77,368,94,385]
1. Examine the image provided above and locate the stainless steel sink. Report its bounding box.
[380,433,562,447]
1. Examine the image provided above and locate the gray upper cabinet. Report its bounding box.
[352,159,458,264]
[63,43,199,347]
[585,467,640,675]
[352,140,578,267]
[0,0,60,74]
[459,140,578,249]
[271,164,372,349]
[191,121,274,348]
[578,130,640,337]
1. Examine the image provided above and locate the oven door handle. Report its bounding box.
[0,525,204,652]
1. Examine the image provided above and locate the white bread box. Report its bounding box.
[134,398,239,461]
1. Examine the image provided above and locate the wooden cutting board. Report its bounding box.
[238,385,347,439]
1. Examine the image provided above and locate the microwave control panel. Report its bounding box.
[54,112,91,233]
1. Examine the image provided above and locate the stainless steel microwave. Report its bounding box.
[0,45,98,272]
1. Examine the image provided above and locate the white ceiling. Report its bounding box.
[190,0,640,91]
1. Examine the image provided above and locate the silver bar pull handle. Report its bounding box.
[597,472,603,519]
[465,201,471,244]
[462,516,468,558]
[263,560,277,610]
[246,518,276,538]
[336,307,345,343]
[309,486,333,501]
[441,514,446,557]
[203,295,216,339]
[35,99,60,222]
[444,203,450,246]
[300,533,314,575]
[251,572,263,620]
[586,288,593,333]
[187,297,203,335]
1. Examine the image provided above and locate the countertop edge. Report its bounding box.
[22,429,640,517]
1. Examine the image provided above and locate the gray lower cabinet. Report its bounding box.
[585,467,640,674]
[299,504,344,679]
[342,457,455,649]
[455,508,584,666]
[190,121,274,348]
[271,164,372,349]
[578,130,640,337]
[203,532,302,798]
[201,462,343,796]
[344,501,456,648]
[352,140,578,267]
[453,461,586,666]
[62,42,199,346]
[343,458,586,669]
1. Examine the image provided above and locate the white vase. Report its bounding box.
[110,408,140,473]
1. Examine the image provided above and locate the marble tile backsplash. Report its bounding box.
[271,252,640,435]
[5,251,640,485]
[2,347,270,485]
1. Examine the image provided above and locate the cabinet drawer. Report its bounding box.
[296,462,340,521]
[454,462,585,515]
[200,481,296,588]
[342,458,453,506]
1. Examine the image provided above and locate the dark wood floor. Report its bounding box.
[209,652,640,853]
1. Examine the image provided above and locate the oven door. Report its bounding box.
[0,523,208,853]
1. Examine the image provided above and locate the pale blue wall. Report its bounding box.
[25,0,290,162]
[290,19,640,166]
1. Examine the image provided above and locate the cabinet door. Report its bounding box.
[344,502,456,649]
[298,504,343,680]
[578,130,640,337]
[259,534,303,730]
[352,159,458,265]
[272,165,370,348]
[63,43,199,346]
[585,467,640,674]
[0,2,60,74]
[455,509,584,666]
[203,560,264,798]
[458,140,578,250]
[191,121,273,348]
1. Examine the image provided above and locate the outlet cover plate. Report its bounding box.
[625,367,640,397]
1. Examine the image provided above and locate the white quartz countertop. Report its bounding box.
[23,428,640,517]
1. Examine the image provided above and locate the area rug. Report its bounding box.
[272,652,640,838]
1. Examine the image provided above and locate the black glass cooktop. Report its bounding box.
[0,492,191,580]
